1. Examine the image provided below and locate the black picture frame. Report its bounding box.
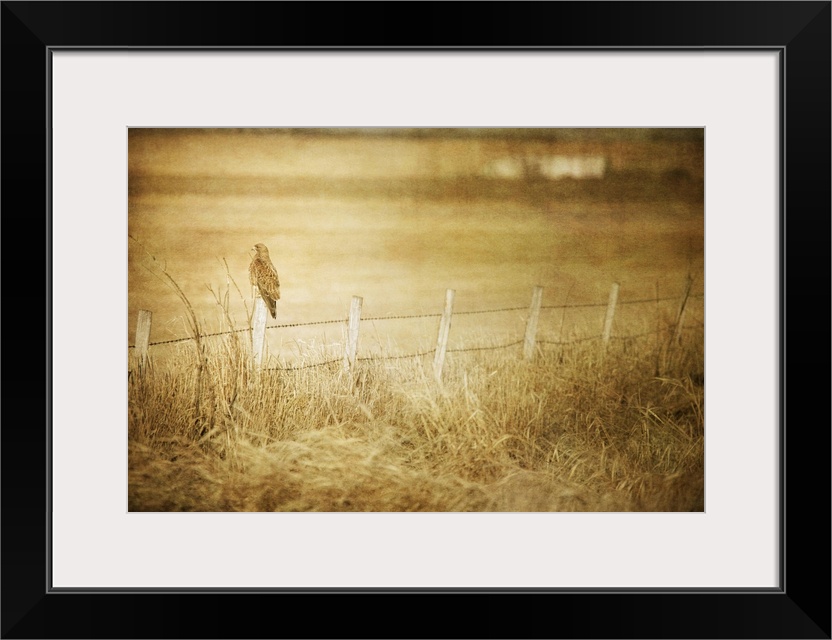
[3,2,829,638]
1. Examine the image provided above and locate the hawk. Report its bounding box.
[249,243,280,319]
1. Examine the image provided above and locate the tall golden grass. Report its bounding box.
[128,270,704,513]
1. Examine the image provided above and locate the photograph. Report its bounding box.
[128,127,705,513]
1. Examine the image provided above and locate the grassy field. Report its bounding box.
[128,129,704,512]
[128,280,704,512]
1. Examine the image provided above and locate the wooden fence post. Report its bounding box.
[343,296,363,371]
[433,289,455,382]
[252,297,268,369]
[135,309,152,371]
[602,282,620,349]
[673,277,693,344]
[523,286,544,360]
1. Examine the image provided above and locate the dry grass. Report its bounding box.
[128,308,704,512]
[127,131,704,512]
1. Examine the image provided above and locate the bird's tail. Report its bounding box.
[268,299,277,319]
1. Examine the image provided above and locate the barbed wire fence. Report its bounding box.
[129,283,704,380]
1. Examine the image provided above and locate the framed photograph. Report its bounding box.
[4,2,829,638]
[125,125,707,517]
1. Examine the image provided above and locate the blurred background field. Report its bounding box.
[128,128,704,512]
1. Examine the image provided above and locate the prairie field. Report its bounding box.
[128,128,704,512]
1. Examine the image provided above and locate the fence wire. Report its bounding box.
[358,348,436,362]
[129,293,704,350]
[244,324,707,372]
[448,339,525,353]
[538,335,602,345]
[264,357,343,372]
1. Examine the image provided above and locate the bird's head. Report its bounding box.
[252,243,269,257]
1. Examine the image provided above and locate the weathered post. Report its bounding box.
[602,282,620,349]
[135,309,152,371]
[433,289,455,382]
[343,296,363,371]
[673,277,693,344]
[523,286,544,360]
[252,297,268,369]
